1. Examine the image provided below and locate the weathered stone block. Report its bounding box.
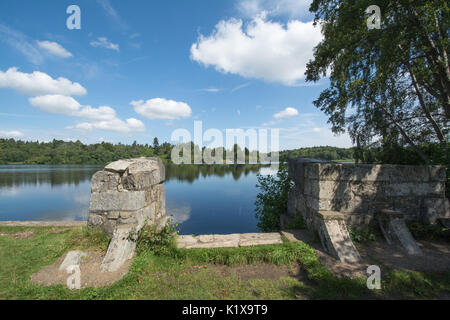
[88,157,166,272]
[100,224,136,272]
[421,198,450,223]
[88,213,104,227]
[386,182,444,197]
[314,211,361,263]
[286,158,447,261]
[123,158,165,189]
[377,210,422,255]
[91,171,121,193]
[104,160,135,173]
[89,190,146,212]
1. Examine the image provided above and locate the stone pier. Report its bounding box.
[88,157,166,272]
[283,158,449,262]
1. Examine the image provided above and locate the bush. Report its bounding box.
[254,163,293,232]
[136,220,179,255]
[408,221,450,242]
[348,226,377,243]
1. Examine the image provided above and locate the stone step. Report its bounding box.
[177,232,283,249]
[315,210,361,263]
[377,209,422,255]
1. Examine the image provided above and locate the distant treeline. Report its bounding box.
[0,138,355,165]
[279,146,354,162]
[0,138,172,165]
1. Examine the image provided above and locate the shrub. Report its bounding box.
[136,220,179,255]
[254,163,293,232]
[348,226,377,243]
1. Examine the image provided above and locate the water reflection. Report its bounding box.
[0,164,271,234]
[0,165,100,188]
[165,163,267,183]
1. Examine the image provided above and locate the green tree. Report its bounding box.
[254,164,293,232]
[306,0,449,165]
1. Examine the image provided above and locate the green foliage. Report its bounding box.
[0,138,172,165]
[408,221,450,242]
[1,225,450,299]
[254,164,293,232]
[348,226,377,243]
[136,221,179,255]
[280,146,354,162]
[354,142,450,199]
[0,138,357,165]
[284,213,307,230]
[170,241,306,266]
[306,0,449,166]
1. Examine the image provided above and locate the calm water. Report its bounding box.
[0,164,276,235]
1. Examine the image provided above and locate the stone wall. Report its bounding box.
[88,157,166,237]
[284,158,449,229]
[87,157,166,272]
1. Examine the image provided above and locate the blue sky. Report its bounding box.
[0,0,352,150]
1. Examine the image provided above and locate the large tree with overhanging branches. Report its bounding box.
[306,0,449,164]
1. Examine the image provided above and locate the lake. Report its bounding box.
[0,164,276,235]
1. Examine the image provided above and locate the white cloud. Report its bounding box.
[237,0,313,19]
[0,67,87,96]
[69,118,145,134]
[90,37,119,51]
[190,15,322,85]
[0,24,43,65]
[29,94,145,134]
[36,41,72,58]
[274,107,299,118]
[0,130,24,139]
[132,98,192,120]
[198,87,221,93]
[97,0,129,30]
[76,105,117,121]
[29,95,81,115]
[231,82,251,92]
[36,40,72,58]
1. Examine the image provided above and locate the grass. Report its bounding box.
[0,225,449,300]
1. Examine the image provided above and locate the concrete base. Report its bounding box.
[177,233,283,249]
[314,211,361,263]
[377,209,422,255]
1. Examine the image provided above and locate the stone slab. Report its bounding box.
[100,225,136,272]
[377,212,422,255]
[176,232,283,249]
[315,217,361,263]
[89,190,146,212]
[104,160,134,173]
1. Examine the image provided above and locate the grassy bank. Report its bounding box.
[0,225,449,300]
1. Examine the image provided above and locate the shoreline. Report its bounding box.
[0,221,87,227]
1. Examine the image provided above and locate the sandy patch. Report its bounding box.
[31,251,132,289]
